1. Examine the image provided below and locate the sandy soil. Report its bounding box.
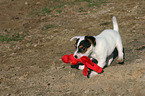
[0,0,145,96]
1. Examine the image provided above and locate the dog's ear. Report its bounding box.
[70,36,82,41]
[85,36,96,46]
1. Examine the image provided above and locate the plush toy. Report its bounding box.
[61,54,103,76]
[61,54,79,65]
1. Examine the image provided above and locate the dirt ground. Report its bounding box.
[0,0,145,96]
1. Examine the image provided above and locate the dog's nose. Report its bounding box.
[74,55,78,59]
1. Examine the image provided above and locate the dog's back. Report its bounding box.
[94,16,122,56]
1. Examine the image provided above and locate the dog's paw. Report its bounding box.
[88,71,98,78]
[117,59,124,64]
[71,62,84,69]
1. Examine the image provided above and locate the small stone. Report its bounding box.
[33,44,37,47]
[9,53,17,56]
[25,2,28,5]
[26,43,31,47]
[66,90,72,94]
[84,90,89,93]
[36,2,41,4]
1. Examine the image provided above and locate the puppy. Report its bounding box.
[70,16,124,77]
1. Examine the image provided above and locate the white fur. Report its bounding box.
[70,16,124,77]
[78,65,85,70]
[70,36,84,41]
[112,16,119,32]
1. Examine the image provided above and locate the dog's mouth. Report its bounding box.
[73,53,82,59]
[74,52,89,59]
[74,55,78,59]
[74,54,81,59]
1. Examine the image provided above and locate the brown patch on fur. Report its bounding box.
[82,46,90,54]
[87,38,95,46]
[79,45,83,49]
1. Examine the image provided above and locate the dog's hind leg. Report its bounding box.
[107,54,113,66]
[116,38,124,64]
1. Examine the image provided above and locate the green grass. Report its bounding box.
[42,8,51,14]
[75,0,90,2]
[53,3,67,9]
[56,10,62,13]
[0,33,24,42]
[32,0,107,16]
[75,0,107,7]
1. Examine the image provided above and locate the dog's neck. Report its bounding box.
[88,46,96,58]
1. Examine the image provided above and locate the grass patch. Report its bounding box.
[34,4,65,16]
[0,33,24,42]
[32,0,107,16]
[53,3,67,9]
[56,10,62,13]
[75,0,90,2]
[42,7,51,14]
[41,24,57,30]
[75,0,107,7]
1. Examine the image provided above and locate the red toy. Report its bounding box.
[61,54,103,76]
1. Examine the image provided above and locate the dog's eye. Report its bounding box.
[80,47,86,52]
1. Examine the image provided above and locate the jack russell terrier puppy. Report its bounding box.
[70,16,124,78]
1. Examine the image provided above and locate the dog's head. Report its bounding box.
[70,36,96,59]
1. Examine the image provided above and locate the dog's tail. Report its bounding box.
[112,16,119,32]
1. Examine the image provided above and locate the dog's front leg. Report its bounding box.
[97,59,106,68]
[89,71,98,78]
[71,62,85,70]
[89,59,106,78]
